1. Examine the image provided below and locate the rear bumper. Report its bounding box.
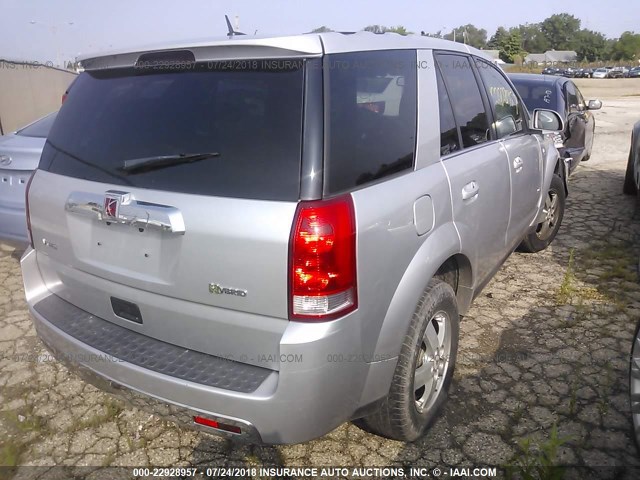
[0,203,28,247]
[22,248,397,444]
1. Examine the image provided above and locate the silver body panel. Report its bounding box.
[0,128,49,246]
[23,36,560,444]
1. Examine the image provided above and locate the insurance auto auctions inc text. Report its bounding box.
[207,466,498,478]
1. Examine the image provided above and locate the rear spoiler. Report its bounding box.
[77,36,323,71]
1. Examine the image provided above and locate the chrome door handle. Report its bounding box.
[462,181,479,200]
[65,190,186,234]
[513,156,524,172]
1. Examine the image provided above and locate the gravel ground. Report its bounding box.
[1,79,640,479]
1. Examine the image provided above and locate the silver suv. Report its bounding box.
[22,32,567,444]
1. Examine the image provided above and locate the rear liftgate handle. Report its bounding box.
[65,190,186,234]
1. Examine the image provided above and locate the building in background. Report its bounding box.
[524,50,578,66]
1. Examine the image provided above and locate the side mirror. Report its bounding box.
[587,99,602,110]
[494,115,517,138]
[532,108,564,132]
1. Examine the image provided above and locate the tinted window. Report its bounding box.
[565,82,580,113]
[40,62,304,201]
[325,50,417,194]
[17,112,58,138]
[574,86,586,110]
[436,54,489,148]
[435,69,460,156]
[476,61,524,138]
[511,79,558,112]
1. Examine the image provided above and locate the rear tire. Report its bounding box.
[624,148,638,195]
[519,174,566,253]
[363,279,459,441]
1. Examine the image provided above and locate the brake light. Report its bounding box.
[61,92,68,104]
[289,195,357,321]
[193,416,242,434]
[25,171,36,248]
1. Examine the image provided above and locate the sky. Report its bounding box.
[0,0,638,67]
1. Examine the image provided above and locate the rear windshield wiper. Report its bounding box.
[119,152,221,174]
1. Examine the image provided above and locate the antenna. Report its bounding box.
[225,14,246,37]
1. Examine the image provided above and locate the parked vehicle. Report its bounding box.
[623,121,640,198]
[592,68,610,79]
[510,73,601,173]
[0,112,57,246]
[608,68,624,79]
[542,67,563,76]
[629,67,640,78]
[574,68,593,78]
[22,33,566,444]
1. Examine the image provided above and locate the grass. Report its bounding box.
[0,441,21,467]
[581,242,637,283]
[513,402,526,424]
[1,404,46,435]
[69,398,123,431]
[556,249,577,305]
[596,361,615,416]
[0,405,46,470]
[506,424,572,480]
[555,243,637,314]
[568,379,579,416]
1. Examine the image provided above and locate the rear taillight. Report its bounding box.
[25,171,36,248]
[193,416,242,434]
[289,195,357,321]
[61,93,67,104]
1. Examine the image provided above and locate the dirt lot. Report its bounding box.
[1,78,640,478]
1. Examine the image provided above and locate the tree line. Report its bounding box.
[311,14,640,64]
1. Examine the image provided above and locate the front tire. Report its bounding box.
[520,174,566,253]
[363,279,459,441]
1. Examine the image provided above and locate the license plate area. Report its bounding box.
[66,215,181,284]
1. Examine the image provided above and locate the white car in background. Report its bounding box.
[592,68,610,79]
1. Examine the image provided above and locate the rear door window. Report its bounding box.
[435,54,490,149]
[435,68,461,156]
[475,60,525,138]
[40,62,305,201]
[325,50,417,194]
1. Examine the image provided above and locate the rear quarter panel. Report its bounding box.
[352,50,465,362]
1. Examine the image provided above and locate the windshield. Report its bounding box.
[40,61,305,201]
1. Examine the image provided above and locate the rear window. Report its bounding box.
[325,50,417,195]
[17,112,58,138]
[40,62,305,201]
